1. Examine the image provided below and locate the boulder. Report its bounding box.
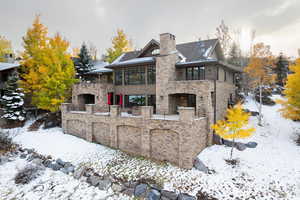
[0,156,9,165]
[43,159,52,167]
[245,142,258,148]
[98,179,111,190]
[111,183,124,193]
[48,163,62,171]
[56,158,66,167]
[87,175,102,187]
[147,189,161,200]
[235,142,247,151]
[134,183,148,197]
[73,166,87,179]
[20,153,27,159]
[223,139,234,147]
[161,190,178,200]
[193,158,208,173]
[178,193,196,200]
[31,158,43,166]
[123,188,134,196]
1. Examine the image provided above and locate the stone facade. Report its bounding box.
[62,104,208,169]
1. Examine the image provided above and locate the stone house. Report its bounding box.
[62,33,242,168]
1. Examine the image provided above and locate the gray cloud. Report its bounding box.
[0,0,299,57]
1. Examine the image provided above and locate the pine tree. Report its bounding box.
[74,43,94,81]
[227,42,242,66]
[20,16,77,112]
[211,103,255,160]
[278,59,300,120]
[0,71,26,123]
[105,29,132,63]
[244,43,275,125]
[273,53,289,87]
[0,36,13,62]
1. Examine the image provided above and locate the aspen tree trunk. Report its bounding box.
[230,138,235,160]
[258,83,263,126]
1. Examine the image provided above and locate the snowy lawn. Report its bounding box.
[2,95,300,199]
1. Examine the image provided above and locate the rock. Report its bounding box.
[223,139,234,147]
[134,183,148,197]
[64,162,72,168]
[66,166,75,173]
[245,141,258,148]
[235,142,247,151]
[20,153,27,159]
[111,183,124,193]
[73,166,87,179]
[31,158,43,166]
[178,193,196,200]
[87,175,102,187]
[123,188,134,196]
[147,189,161,200]
[48,163,62,171]
[0,156,9,165]
[25,148,34,154]
[124,181,138,188]
[161,190,178,200]
[56,158,65,166]
[43,159,52,167]
[98,179,111,190]
[149,184,161,191]
[44,120,57,129]
[193,158,208,173]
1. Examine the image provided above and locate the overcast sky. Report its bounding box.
[1,0,300,58]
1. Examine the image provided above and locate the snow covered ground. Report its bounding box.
[1,95,300,199]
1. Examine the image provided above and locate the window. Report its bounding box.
[147,66,156,84]
[124,66,145,85]
[186,66,205,80]
[114,70,123,85]
[147,95,156,113]
[124,95,146,108]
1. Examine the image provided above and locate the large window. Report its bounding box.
[147,66,156,84]
[114,70,123,85]
[124,95,146,108]
[186,66,205,80]
[124,66,145,85]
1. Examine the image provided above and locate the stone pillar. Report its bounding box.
[61,103,71,133]
[110,105,120,117]
[86,104,95,114]
[178,107,195,122]
[141,106,153,120]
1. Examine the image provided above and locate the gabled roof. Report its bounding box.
[87,61,112,74]
[110,39,219,65]
[136,39,160,58]
[0,62,20,72]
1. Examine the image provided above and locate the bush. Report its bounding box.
[0,131,15,153]
[14,164,44,184]
[197,189,219,200]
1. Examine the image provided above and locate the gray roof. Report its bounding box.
[0,62,20,72]
[87,61,112,74]
[114,39,218,63]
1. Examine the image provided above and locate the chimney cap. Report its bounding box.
[160,33,176,40]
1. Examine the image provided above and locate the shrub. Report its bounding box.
[14,164,44,184]
[0,131,15,153]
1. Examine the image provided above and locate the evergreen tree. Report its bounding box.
[227,42,242,66]
[273,53,289,87]
[75,43,94,81]
[0,71,26,123]
[105,29,132,63]
[20,16,77,112]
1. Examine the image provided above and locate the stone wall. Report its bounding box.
[61,104,208,169]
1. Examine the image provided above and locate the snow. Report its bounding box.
[87,61,112,74]
[0,159,114,200]
[203,46,213,57]
[176,58,218,66]
[3,94,300,199]
[0,62,20,71]
[110,57,155,66]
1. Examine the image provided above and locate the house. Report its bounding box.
[62,33,242,168]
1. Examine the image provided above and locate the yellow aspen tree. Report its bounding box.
[105,29,132,63]
[211,103,255,160]
[278,59,300,120]
[244,43,275,126]
[20,16,77,112]
[0,36,13,62]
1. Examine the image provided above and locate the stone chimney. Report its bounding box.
[156,33,178,114]
[159,33,176,55]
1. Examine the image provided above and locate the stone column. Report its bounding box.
[141,106,153,120]
[110,105,120,117]
[178,107,195,122]
[61,103,71,133]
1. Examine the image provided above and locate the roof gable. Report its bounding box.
[137,39,160,58]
